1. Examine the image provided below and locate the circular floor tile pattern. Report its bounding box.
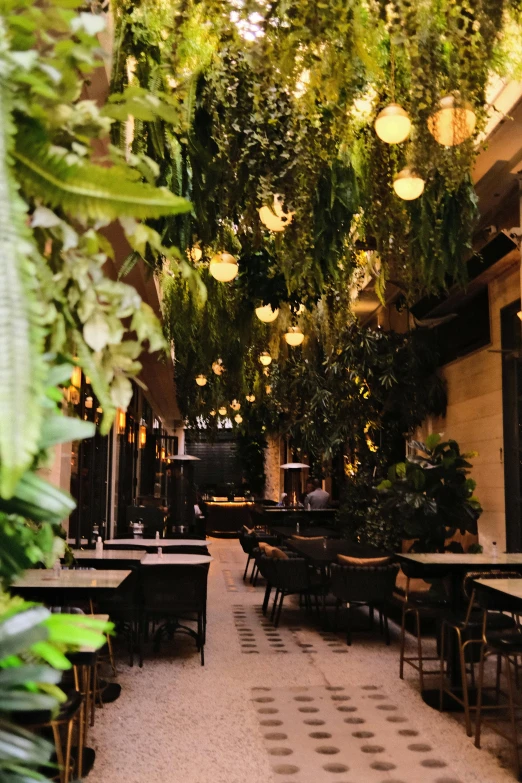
[304,719,326,726]
[408,743,432,753]
[260,719,283,727]
[242,644,257,648]
[434,779,461,783]
[331,695,351,701]
[309,732,332,739]
[275,649,289,653]
[421,760,447,769]
[268,748,293,757]
[352,731,374,739]
[271,643,286,648]
[322,763,349,774]
[294,696,314,702]
[298,706,319,713]
[315,746,340,755]
[326,686,345,691]
[254,687,271,691]
[361,685,379,690]
[332,649,348,653]
[297,643,314,648]
[398,729,418,737]
[337,706,357,713]
[370,761,396,772]
[377,704,397,711]
[244,650,259,654]
[273,764,300,775]
[254,697,275,703]
[386,716,407,723]
[258,707,279,714]
[367,694,386,700]
[361,745,385,754]
[344,717,365,724]
[265,733,288,741]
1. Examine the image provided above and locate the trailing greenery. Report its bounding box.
[377,433,482,552]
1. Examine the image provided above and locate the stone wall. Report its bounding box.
[264,435,282,501]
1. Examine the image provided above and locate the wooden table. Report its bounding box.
[104,538,210,548]
[13,569,132,603]
[141,553,213,566]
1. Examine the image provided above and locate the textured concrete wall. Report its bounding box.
[264,435,282,501]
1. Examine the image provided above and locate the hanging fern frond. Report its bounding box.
[0,84,45,499]
[13,120,193,224]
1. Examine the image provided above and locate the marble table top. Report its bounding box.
[104,538,210,547]
[474,578,522,602]
[141,553,213,566]
[14,569,132,590]
[397,552,522,566]
[72,549,144,560]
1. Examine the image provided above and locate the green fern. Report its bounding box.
[0,84,45,498]
[13,121,193,224]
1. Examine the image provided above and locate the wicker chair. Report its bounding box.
[330,561,399,645]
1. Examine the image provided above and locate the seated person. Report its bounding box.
[304,478,330,509]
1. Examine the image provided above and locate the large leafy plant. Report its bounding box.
[377,433,482,552]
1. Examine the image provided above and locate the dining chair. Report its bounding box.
[330,560,399,645]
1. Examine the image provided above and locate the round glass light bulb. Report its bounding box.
[284,327,304,346]
[209,253,238,282]
[210,410,216,416]
[195,374,207,386]
[259,352,272,366]
[234,414,243,424]
[230,400,241,411]
[393,168,425,201]
[265,385,272,394]
[246,394,256,403]
[189,246,202,262]
[212,360,225,375]
[374,103,411,144]
[427,95,476,146]
[255,304,279,323]
[218,406,227,416]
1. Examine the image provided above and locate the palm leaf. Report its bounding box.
[13,120,193,223]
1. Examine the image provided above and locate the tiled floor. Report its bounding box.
[89,538,517,783]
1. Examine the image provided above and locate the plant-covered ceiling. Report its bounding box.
[111,0,522,450]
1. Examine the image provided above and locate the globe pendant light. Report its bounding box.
[374,103,411,144]
[234,414,243,424]
[218,406,227,416]
[195,374,207,386]
[284,326,304,346]
[212,359,225,375]
[393,168,425,201]
[189,246,202,262]
[255,304,279,323]
[265,384,272,394]
[259,352,272,366]
[210,409,217,416]
[259,194,294,232]
[246,394,256,403]
[230,399,241,411]
[209,252,238,282]
[427,95,476,146]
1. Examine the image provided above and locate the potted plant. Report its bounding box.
[377,433,482,552]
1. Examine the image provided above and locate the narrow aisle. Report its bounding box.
[90,540,513,783]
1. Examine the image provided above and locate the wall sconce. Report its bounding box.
[139,424,147,448]
[117,409,126,435]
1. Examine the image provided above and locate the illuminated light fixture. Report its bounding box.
[393,168,425,201]
[255,304,279,323]
[427,94,476,146]
[374,103,411,144]
[195,374,207,386]
[139,424,147,448]
[234,414,243,424]
[160,447,166,461]
[85,395,93,409]
[518,311,522,321]
[284,326,304,346]
[117,408,126,435]
[259,194,294,232]
[246,394,256,403]
[209,252,238,282]
[218,406,227,416]
[259,352,272,366]
[230,400,241,411]
[210,409,217,416]
[212,359,225,375]
[96,406,103,414]
[265,385,272,394]
[68,387,80,406]
[189,246,202,262]
[85,376,91,386]
[70,365,82,389]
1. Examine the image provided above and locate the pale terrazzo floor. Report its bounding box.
[89,539,518,783]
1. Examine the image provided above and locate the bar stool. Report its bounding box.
[439,570,520,736]
[474,579,522,779]
[398,562,450,689]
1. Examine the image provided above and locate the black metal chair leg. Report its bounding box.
[262,584,272,614]
[243,555,251,581]
[346,603,352,646]
[253,565,260,586]
[271,589,280,621]
[384,612,390,645]
[275,592,285,628]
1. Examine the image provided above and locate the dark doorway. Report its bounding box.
[502,298,522,552]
